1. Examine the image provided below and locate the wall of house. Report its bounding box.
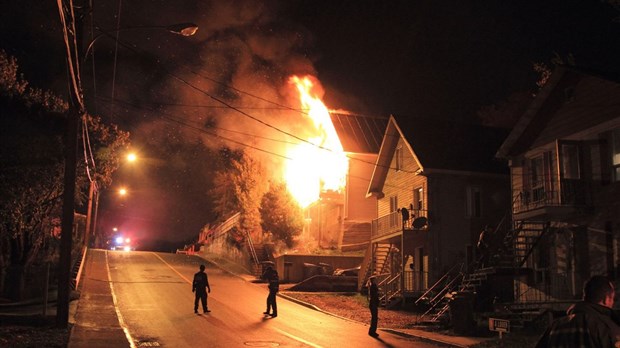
[346,153,377,221]
[426,172,509,282]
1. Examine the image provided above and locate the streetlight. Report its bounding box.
[84,23,199,59]
[127,152,137,163]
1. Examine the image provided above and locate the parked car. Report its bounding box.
[332,266,360,277]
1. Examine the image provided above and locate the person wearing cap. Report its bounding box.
[368,276,380,337]
[261,266,279,317]
[192,264,211,314]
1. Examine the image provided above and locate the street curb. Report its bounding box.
[382,328,469,348]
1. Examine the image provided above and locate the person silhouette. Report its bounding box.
[401,207,410,228]
[192,264,211,314]
[262,266,279,317]
[368,276,379,337]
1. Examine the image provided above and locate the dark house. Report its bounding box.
[496,67,620,307]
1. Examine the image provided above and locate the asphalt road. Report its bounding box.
[101,250,441,347]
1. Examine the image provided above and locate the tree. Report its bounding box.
[0,50,129,300]
[209,148,269,241]
[259,182,303,248]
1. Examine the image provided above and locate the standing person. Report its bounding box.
[368,276,379,338]
[401,206,410,228]
[192,264,211,314]
[262,266,279,317]
[535,275,620,347]
[477,225,493,268]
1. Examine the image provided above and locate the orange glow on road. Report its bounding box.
[284,75,348,208]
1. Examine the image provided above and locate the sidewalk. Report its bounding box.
[67,249,130,348]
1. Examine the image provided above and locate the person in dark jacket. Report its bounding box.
[192,264,211,314]
[477,225,493,268]
[368,276,380,337]
[262,266,279,317]
[535,275,620,347]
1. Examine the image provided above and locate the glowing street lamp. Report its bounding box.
[127,152,137,163]
[84,22,199,59]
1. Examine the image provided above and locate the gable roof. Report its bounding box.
[329,111,388,154]
[368,115,508,197]
[496,67,620,158]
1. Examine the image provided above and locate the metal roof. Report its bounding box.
[329,112,388,154]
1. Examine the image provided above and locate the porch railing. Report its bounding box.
[512,179,587,215]
[371,209,428,239]
[378,272,402,306]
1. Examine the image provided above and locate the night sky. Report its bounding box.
[2,0,619,246]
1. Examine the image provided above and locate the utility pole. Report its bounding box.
[56,0,87,328]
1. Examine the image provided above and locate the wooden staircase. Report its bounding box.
[359,243,394,292]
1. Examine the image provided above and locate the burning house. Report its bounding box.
[282,76,387,252]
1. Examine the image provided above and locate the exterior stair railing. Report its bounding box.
[245,230,260,272]
[379,272,402,308]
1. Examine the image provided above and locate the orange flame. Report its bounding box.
[284,75,349,208]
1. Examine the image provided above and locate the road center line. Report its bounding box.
[105,250,137,348]
[152,252,192,284]
[274,327,323,348]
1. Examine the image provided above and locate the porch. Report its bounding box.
[512,179,590,221]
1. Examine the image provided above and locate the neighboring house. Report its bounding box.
[304,112,387,251]
[362,115,510,306]
[496,67,620,306]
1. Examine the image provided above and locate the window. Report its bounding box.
[560,143,580,179]
[531,156,545,202]
[395,146,403,171]
[413,187,423,211]
[466,186,481,218]
[613,128,620,182]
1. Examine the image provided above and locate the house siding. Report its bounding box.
[346,153,377,221]
[427,172,509,281]
[503,71,620,305]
